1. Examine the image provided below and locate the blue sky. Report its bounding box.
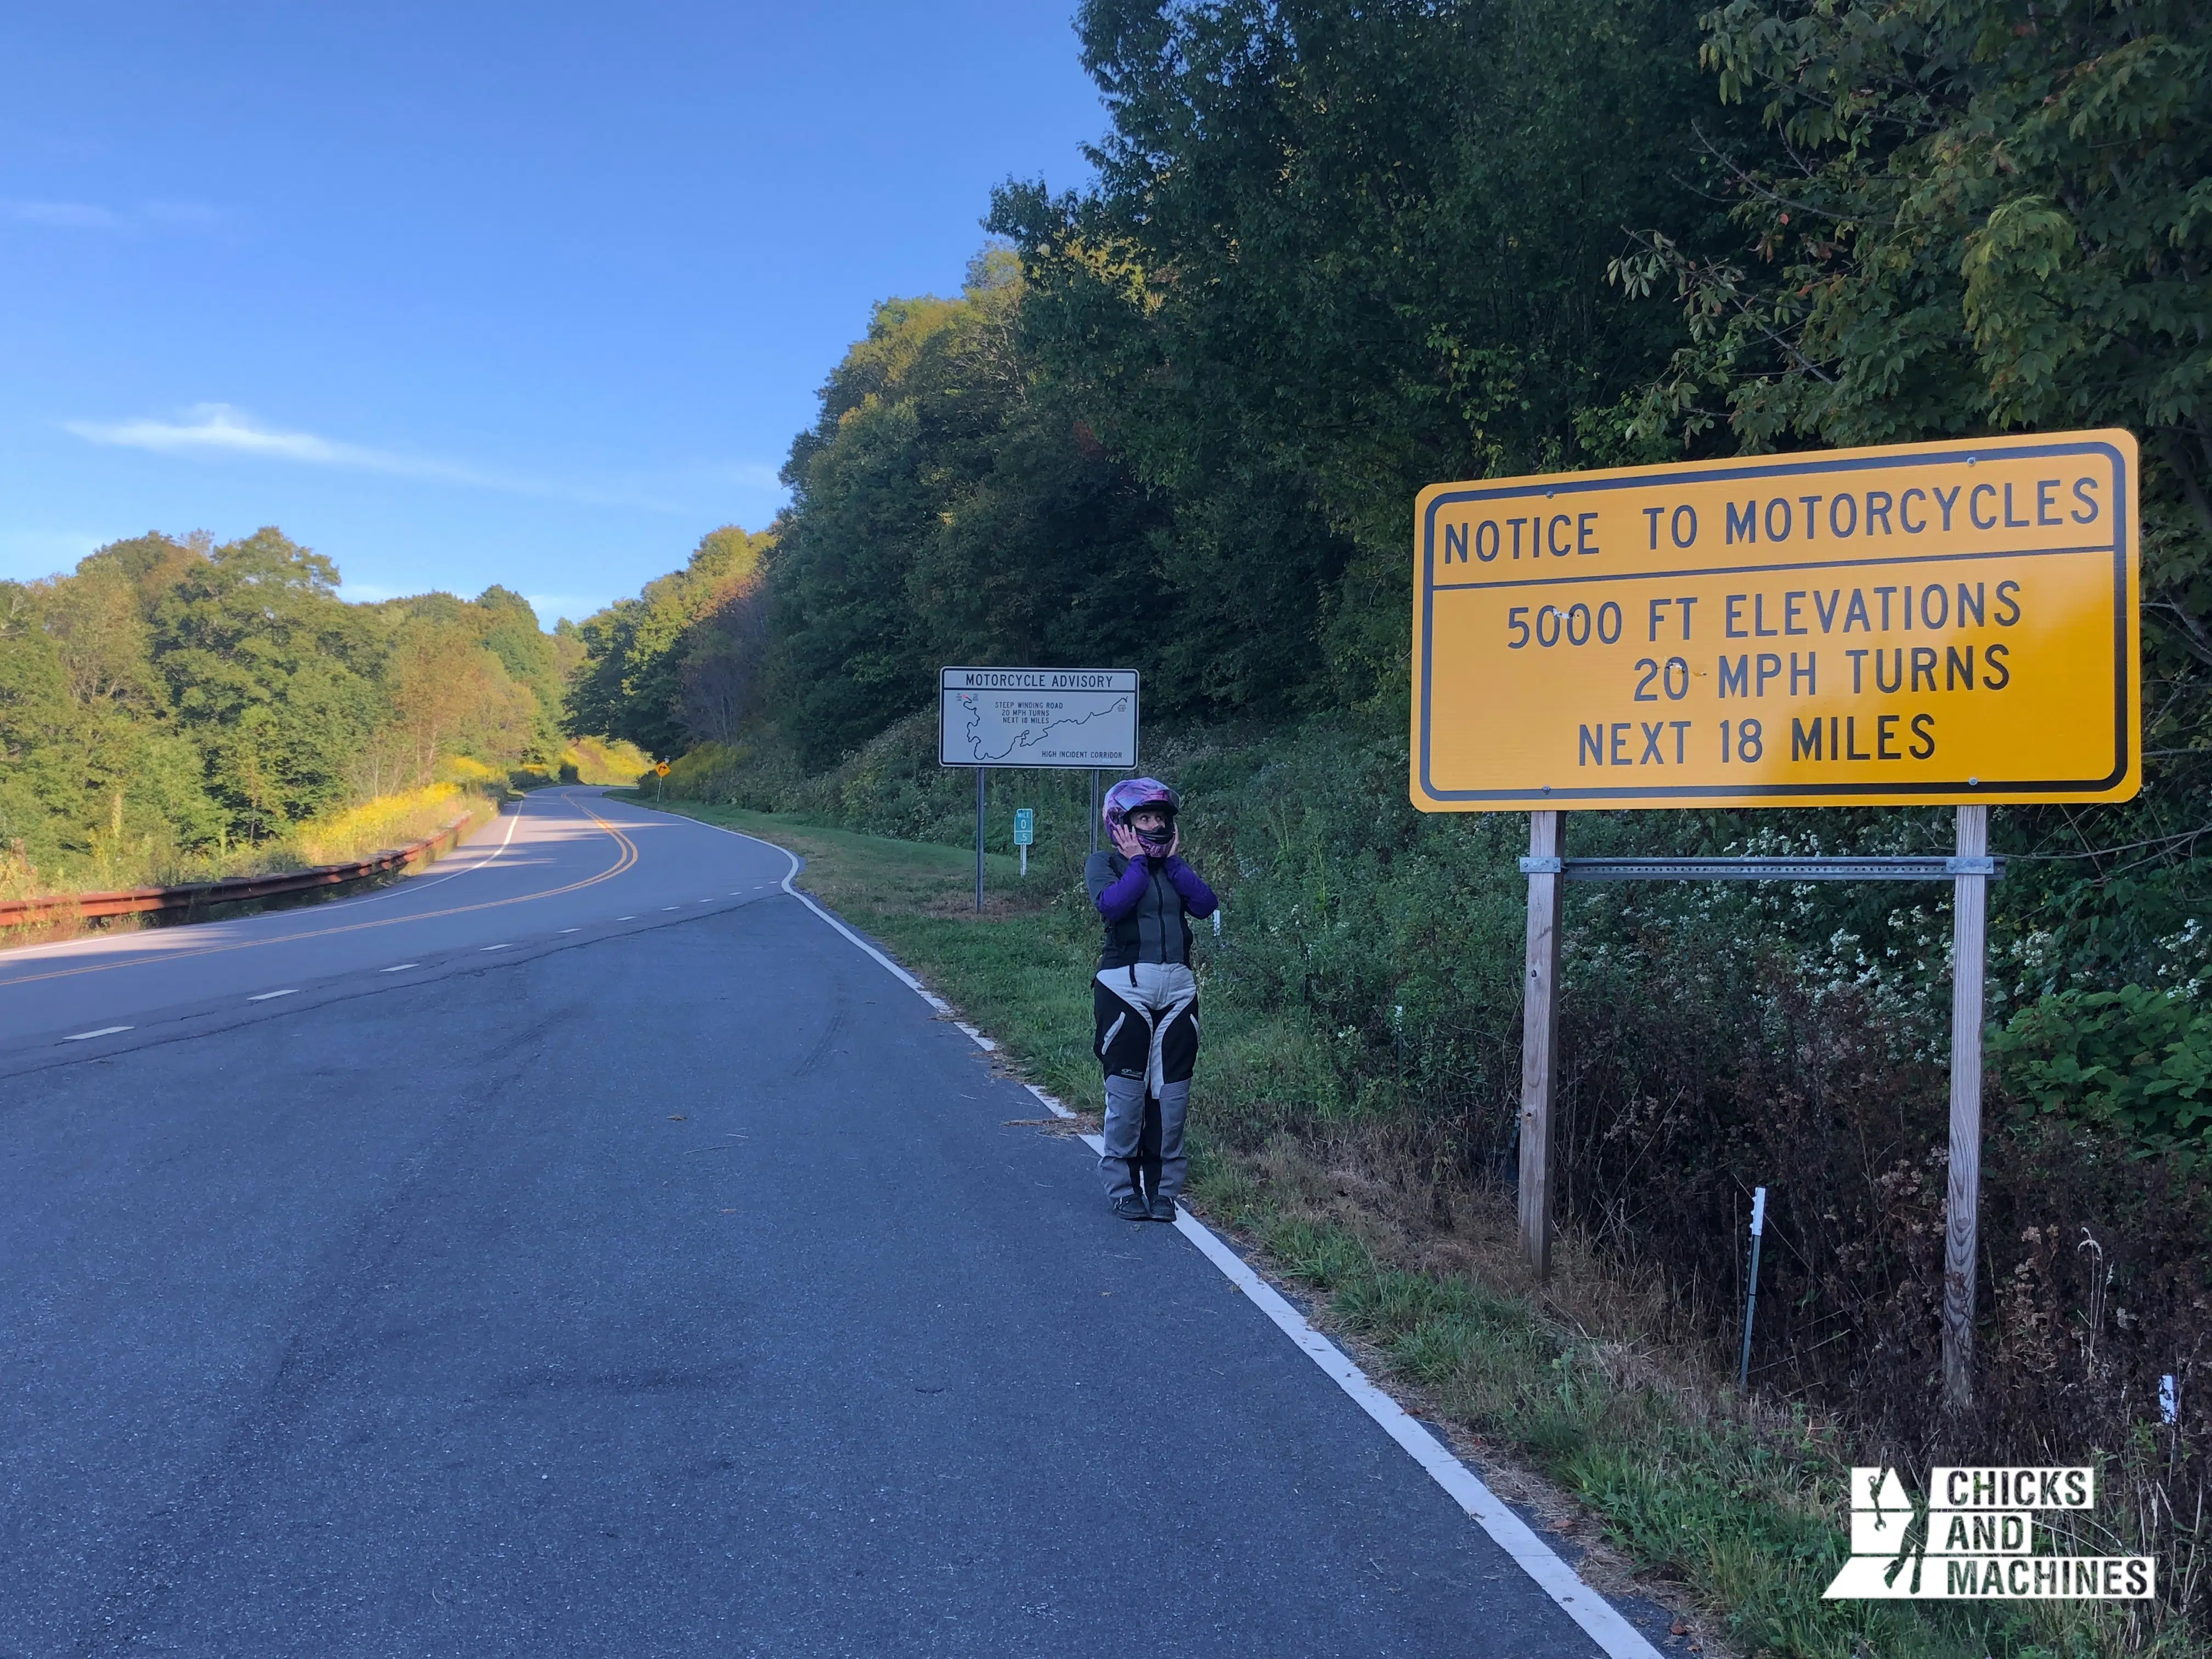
[0,3,1104,625]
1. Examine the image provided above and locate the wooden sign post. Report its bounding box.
[1944,805,1989,1413]
[1416,432,2140,1410]
[1518,811,1562,1280]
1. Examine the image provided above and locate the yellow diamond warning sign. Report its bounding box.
[1409,431,2139,811]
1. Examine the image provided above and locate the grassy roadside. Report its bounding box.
[637,794,2165,1659]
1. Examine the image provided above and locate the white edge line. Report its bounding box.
[714,827,955,1016]
[1160,1187,1662,1658]
[62,1025,132,1041]
[1026,1082,1076,1120]
[667,802,1659,1658]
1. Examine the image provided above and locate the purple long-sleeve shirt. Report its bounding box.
[1092,854,1217,922]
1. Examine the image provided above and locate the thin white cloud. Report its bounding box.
[67,403,475,476]
[1,198,223,230]
[5,200,123,229]
[64,403,672,509]
[64,403,789,521]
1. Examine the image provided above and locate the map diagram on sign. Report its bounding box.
[936,669,1140,769]
[950,692,1131,764]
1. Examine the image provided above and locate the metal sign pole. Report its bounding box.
[1943,804,1989,1413]
[1518,810,1562,1279]
[974,767,986,913]
[1520,840,2007,1394]
[1090,770,1099,856]
[1740,1186,1768,1390]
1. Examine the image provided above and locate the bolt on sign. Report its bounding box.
[1410,431,2140,810]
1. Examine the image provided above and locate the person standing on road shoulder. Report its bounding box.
[1086,778,1217,1223]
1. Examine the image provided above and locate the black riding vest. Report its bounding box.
[1088,851,1194,970]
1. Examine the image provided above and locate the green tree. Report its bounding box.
[149,528,385,837]
[1605,0,2212,982]
[473,584,569,759]
[993,0,1734,700]
[567,526,770,757]
[760,253,1173,767]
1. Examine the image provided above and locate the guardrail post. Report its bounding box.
[1519,810,1562,1279]
[1943,804,1989,1413]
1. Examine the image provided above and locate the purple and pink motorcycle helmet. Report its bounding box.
[1103,777,1181,853]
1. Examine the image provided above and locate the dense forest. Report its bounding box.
[585,0,2208,807]
[567,0,2211,1646]
[580,0,2207,983]
[0,527,583,890]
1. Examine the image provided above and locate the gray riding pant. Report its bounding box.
[1093,962,1199,1201]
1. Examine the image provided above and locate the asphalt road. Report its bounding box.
[1,789,1635,1657]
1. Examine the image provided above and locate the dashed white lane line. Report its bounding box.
[659,906,682,911]
[669,811,1662,1659]
[380,963,419,973]
[616,915,635,921]
[62,1025,132,1041]
[558,928,582,934]
[246,989,298,1002]
[481,943,512,952]
[696,898,714,904]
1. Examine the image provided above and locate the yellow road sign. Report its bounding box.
[1410,431,2139,810]
[654,762,671,777]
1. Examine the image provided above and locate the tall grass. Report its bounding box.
[291,782,489,866]
[1,781,494,901]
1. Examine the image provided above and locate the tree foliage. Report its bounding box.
[568,0,2205,988]
[565,524,772,760]
[0,528,573,882]
[1613,0,2210,653]
[995,0,1737,698]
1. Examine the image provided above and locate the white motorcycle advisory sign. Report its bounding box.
[938,668,1139,769]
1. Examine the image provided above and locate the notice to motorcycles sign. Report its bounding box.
[1410,431,2138,810]
[938,668,1138,769]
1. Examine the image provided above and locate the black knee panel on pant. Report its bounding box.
[1094,983,1151,1079]
[1157,1004,1199,1085]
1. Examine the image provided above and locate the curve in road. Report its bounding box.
[0,789,1663,1657]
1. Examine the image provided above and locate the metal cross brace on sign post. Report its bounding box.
[1516,816,2000,1408]
[1413,430,2140,1417]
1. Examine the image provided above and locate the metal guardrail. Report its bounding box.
[0,815,476,928]
[1518,854,2005,882]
